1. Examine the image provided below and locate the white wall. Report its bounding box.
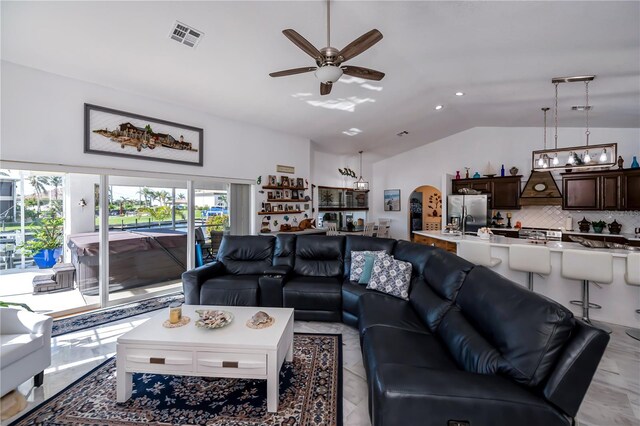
[1,61,311,231]
[371,127,640,240]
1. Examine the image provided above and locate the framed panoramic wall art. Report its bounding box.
[84,104,204,166]
[384,189,401,211]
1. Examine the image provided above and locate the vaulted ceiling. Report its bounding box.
[2,1,639,156]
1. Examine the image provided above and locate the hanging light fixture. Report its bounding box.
[531,75,617,171]
[353,151,369,191]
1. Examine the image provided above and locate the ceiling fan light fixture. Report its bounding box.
[315,65,343,84]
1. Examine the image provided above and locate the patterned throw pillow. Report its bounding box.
[367,254,412,300]
[350,251,386,282]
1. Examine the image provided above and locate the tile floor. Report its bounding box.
[2,313,639,426]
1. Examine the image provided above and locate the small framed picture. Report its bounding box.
[264,203,272,212]
[384,189,401,211]
[295,204,301,211]
[281,176,290,187]
[296,178,305,188]
[304,203,310,210]
[284,189,291,199]
[273,205,279,212]
[291,189,299,199]
[268,175,277,186]
[278,204,284,211]
[275,191,282,199]
[267,191,274,200]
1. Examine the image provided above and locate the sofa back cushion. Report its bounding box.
[454,266,574,387]
[294,235,345,277]
[344,236,397,281]
[410,249,473,332]
[274,234,296,267]
[217,235,275,275]
[392,241,435,278]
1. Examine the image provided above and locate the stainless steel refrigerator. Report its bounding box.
[447,195,490,233]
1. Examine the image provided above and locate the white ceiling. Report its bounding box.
[2,1,639,156]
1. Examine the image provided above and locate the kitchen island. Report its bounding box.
[413,230,638,327]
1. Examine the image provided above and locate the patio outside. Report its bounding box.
[0,170,228,316]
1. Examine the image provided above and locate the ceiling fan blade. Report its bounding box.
[342,65,385,81]
[338,29,383,62]
[282,29,323,61]
[269,67,317,78]
[320,82,332,96]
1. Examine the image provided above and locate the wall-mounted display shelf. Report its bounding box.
[318,186,369,211]
[258,210,304,215]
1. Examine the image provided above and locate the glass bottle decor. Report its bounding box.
[631,156,639,169]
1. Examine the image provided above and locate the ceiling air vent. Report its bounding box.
[170,21,203,48]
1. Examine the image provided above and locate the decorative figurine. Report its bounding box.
[506,212,512,228]
[618,155,624,169]
[631,156,639,169]
[256,176,262,185]
[509,166,519,176]
[465,167,470,179]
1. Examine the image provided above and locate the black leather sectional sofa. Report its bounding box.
[182,234,609,426]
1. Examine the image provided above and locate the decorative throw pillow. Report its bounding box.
[350,250,386,282]
[358,253,376,284]
[367,254,412,300]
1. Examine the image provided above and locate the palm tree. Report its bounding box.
[49,176,63,200]
[27,175,48,213]
[156,190,171,206]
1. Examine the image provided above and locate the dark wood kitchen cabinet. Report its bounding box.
[562,169,638,211]
[452,176,522,210]
[623,169,640,210]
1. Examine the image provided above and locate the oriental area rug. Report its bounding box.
[9,333,342,426]
[52,293,185,337]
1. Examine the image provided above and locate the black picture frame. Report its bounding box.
[84,103,204,166]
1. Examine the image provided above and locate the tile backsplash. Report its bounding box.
[502,205,640,233]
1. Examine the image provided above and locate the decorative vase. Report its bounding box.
[607,220,622,235]
[455,171,461,179]
[578,217,591,233]
[500,164,505,177]
[473,172,481,179]
[592,225,604,234]
[631,156,639,169]
[33,248,61,269]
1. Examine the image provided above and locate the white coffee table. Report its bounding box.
[116,305,294,412]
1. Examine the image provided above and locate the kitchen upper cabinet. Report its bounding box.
[561,169,637,211]
[452,176,521,210]
[492,178,521,210]
[623,169,640,210]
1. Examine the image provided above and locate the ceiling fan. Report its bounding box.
[269,0,385,96]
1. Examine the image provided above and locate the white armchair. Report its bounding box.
[0,308,53,397]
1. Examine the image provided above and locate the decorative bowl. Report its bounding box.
[195,310,233,329]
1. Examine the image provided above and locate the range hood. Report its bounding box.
[520,171,562,206]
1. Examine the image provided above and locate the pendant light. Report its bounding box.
[531,75,617,171]
[353,151,369,191]
[537,107,550,168]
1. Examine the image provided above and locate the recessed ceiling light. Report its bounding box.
[435,105,443,110]
[455,92,464,96]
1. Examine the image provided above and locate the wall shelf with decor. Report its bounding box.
[258,210,304,215]
[318,186,369,211]
[258,173,313,233]
[318,207,369,212]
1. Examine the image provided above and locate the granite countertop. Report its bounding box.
[412,230,633,257]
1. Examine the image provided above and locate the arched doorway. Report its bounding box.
[409,185,442,241]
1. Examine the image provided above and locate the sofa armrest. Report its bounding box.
[371,363,569,426]
[264,265,292,278]
[0,308,52,336]
[182,262,226,304]
[258,274,286,307]
[542,319,610,417]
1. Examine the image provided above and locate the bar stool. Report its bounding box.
[624,252,640,341]
[508,245,551,291]
[458,240,501,267]
[561,249,613,334]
